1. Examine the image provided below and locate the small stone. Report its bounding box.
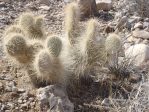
[78,0,97,18]
[5,86,12,92]
[132,30,149,39]
[144,18,149,22]
[18,89,25,93]
[96,0,112,11]
[142,39,149,44]
[125,44,149,66]
[29,97,34,102]
[143,22,149,28]
[134,22,143,29]
[21,103,28,109]
[39,5,50,11]
[23,100,27,103]
[38,0,50,5]
[18,99,23,104]
[101,98,112,106]
[7,102,14,109]
[12,86,18,92]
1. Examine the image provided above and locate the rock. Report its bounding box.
[132,30,149,39]
[37,85,74,112]
[96,0,112,11]
[101,98,112,106]
[39,5,50,11]
[125,44,149,66]
[11,86,18,92]
[143,39,149,44]
[144,18,149,22]
[18,89,25,93]
[7,102,14,109]
[124,43,132,50]
[134,22,143,29]
[38,0,50,5]
[143,22,149,28]
[77,0,97,18]
[18,99,23,104]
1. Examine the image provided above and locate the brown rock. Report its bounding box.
[77,0,97,18]
[96,0,112,11]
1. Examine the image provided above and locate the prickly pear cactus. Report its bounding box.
[46,36,62,57]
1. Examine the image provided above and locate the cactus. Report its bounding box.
[82,19,106,67]
[19,12,46,39]
[33,49,65,84]
[4,33,27,56]
[105,33,122,55]
[4,32,45,65]
[105,33,122,65]
[65,2,80,46]
[4,25,24,36]
[4,33,31,64]
[46,35,62,57]
[35,16,44,29]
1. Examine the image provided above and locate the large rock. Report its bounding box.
[125,44,149,66]
[37,85,74,112]
[132,30,149,39]
[96,0,112,11]
[77,0,97,18]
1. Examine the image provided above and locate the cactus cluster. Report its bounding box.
[3,2,123,87]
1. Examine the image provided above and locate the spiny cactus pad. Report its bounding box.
[65,2,80,46]
[19,12,45,39]
[35,16,44,28]
[46,36,62,57]
[83,19,106,66]
[105,33,122,55]
[34,50,64,84]
[5,33,27,56]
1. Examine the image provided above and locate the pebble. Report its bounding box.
[18,99,23,104]
[134,22,143,29]
[101,98,112,106]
